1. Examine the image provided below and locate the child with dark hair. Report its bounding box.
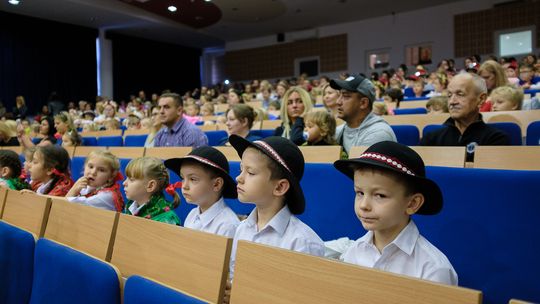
[0,150,30,190]
[29,145,73,196]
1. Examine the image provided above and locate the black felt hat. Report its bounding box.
[164,146,237,199]
[334,141,443,215]
[229,135,306,215]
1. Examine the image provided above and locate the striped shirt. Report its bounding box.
[154,117,208,148]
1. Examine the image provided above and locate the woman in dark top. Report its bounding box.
[218,104,261,146]
[18,116,57,149]
[13,96,28,119]
[274,87,313,145]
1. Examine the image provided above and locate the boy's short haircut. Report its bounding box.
[489,85,524,110]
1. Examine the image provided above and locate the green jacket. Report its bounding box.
[124,193,181,226]
[0,177,31,191]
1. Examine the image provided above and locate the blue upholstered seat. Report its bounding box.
[526,121,540,146]
[124,275,208,304]
[124,134,148,147]
[0,221,35,304]
[390,125,420,146]
[29,238,121,304]
[97,136,123,147]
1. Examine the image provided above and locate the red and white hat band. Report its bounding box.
[186,155,226,174]
[359,152,416,176]
[254,140,292,173]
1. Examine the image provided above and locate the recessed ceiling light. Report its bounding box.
[8,0,20,5]
[205,0,211,2]
[168,5,177,12]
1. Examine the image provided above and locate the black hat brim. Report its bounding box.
[164,157,238,199]
[229,135,305,214]
[334,158,443,215]
[330,78,354,91]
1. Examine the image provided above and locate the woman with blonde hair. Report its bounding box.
[13,96,28,119]
[478,60,510,111]
[0,120,19,146]
[274,87,313,145]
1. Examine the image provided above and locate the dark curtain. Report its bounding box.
[0,11,98,116]
[109,33,201,102]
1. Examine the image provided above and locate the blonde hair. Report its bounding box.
[201,103,215,116]
[304,110,337,144]
[125,157,180,208]
[478,60,509,91]
[372,102,388,115]
[280,87,313,138]
[54,111,76,133]
[0,120,17,139]
[86,150,121,187]
[489,85,523,110]
[426,96,449,113]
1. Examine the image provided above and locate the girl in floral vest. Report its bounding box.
[66,149,124,211]
[122,157,181,225]
[29,145,74,196]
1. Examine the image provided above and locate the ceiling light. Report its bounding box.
[168,5,177,12]
[205,0,211,2]
[8,0,20,5]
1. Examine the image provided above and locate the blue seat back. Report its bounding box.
[30,238,121,304]
[390,125,420,146]
[97,136,123,147]
[250,129,275,139]
[393,107,428,115]
[417,167,540,304]
[0,221,35,304]
[205,130,228,146]
[81,136,98,146]
[488,122,522,145]
[422,124,444,138]
[526,121,540,145]
[70,156,86,181]
[124,275,207,304]
[124,134,148,147]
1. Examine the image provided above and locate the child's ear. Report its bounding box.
[406,193,425,215]
[146,179,158,193]
[212,176,224,193]
[0,166,10,178]
[272,178,290,197]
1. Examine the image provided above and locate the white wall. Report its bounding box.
[225,0,499,76]
[97,29,113,99]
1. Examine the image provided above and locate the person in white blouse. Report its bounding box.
[164,146,240,238]
[334,141,458,285]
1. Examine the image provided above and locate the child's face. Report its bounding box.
[353,168,416,236]
[24,155,33,173]
[22,120,30,128]
[236,148,280,205]
[123,176,151,203]
[491,95,517,111]
[413,83,424,96]
[304,120,323,143]
[30,151,50,183]
[61,134,73,147]
[186,105,199,117]
[200,107,212,116]
[84,157,114,188]
[180,162,220,207]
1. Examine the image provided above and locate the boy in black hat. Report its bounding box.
[165,146,240,238]
[334,141,457,285]
[228,135,324,277]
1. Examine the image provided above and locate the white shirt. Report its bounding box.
[67,186,116,211]
[229,206,324,278]
[184,197,240,238]
[36,179,54,194]
[128,201,146,215]
[340,220,458,285]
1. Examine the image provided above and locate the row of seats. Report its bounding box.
[73,120,540,148]
[1,158,539,303]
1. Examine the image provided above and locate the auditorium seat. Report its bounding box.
[488,122,522,145]
[250,129,275,139]
[0,221,35,304]
[422,124,444,138]
[390,125,420,145]
[393,107,428,115]
[124,134,148,147]
[124,275,209,304]
[29,238,122,304]
[205,130,228,146]
[97,135,124,147]
[525,121,540,145]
